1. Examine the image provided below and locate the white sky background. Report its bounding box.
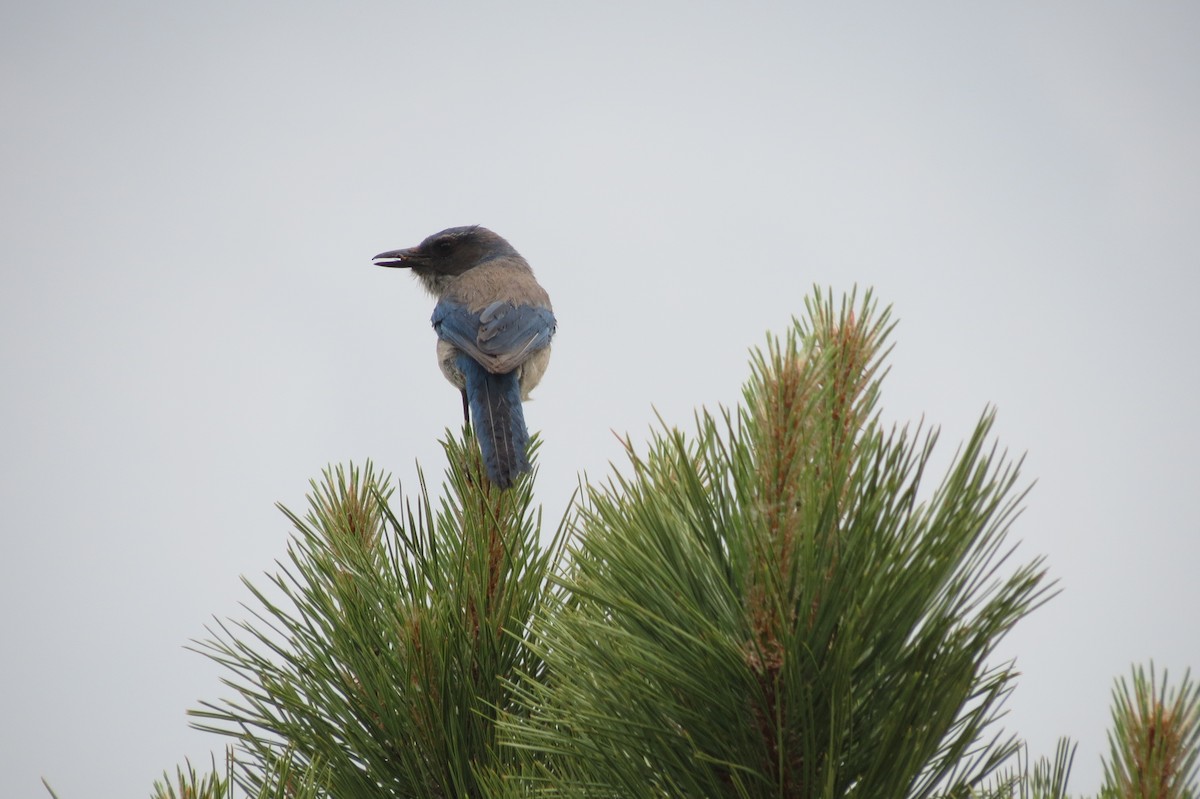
[2,2,1198,795]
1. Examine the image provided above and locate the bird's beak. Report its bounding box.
[372,247,417,268]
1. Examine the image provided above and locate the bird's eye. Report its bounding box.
[434,239,454,255]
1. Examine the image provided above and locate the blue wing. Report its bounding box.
[432,299,556,374]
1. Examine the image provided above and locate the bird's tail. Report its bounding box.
[458,354,531,490]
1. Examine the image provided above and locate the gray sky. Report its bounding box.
[2,2,1198,796]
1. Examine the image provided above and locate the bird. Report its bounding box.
[373,226,556,490]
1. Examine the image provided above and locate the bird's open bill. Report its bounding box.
[372,249,415,267]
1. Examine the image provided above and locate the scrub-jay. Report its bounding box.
[373,226,555,490]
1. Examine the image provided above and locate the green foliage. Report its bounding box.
[1100,664,1200,799]
[243,749,326,799]
[189,449,569,797]
[141,749,322,799]
[496,289,1054,798]
[163,287,1200,799]
[979,739,1076,799]
[149,756,228,799]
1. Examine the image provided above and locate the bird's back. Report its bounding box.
[441,256,552,313]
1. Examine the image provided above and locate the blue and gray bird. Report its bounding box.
[373,226,556,489]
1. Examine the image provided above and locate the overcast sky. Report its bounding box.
[2,2,1198,796]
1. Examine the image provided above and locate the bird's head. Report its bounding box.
[373,225,518,294]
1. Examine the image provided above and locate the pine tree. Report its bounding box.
[491,290,1050,797]
[132,287,1198,799]
[189,448,567,797]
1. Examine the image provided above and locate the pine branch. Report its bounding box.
[1101,663,1200,799]
[188,444,568,798]
[976,738,1077,799]
[498,287,1054,798]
